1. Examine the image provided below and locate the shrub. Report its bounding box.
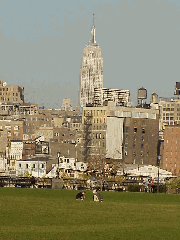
[127,184,141,192]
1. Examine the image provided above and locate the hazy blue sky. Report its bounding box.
[0,0,180,108]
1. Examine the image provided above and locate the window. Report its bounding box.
[142,136,144,141]
[19,164,21,168]
[142,128,145,133]
[26,164,28,168]
[134,127,137,133]
[126,126,129,132]
[133,151,136,157]
[42,164,44,168]
[141,144,144,148]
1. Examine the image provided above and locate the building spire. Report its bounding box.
[89,13,96,45]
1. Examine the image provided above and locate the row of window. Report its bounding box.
[19,163,45,168]
[26,117,50,121]
[84,110,106,117]
[163,117,174,120]
[132,151,149,157]
[1,97,18,101]
[126,127,146,133]
[163,108,174,111]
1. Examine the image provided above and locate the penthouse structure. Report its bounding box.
[94,88,130,106]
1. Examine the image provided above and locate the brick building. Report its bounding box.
[82,101,159,165]
[25,114,52,139]
[0,119,24,141]
[161,125,180,176]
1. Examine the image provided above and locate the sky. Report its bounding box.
[0,0,180,109]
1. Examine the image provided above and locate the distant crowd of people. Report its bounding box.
[76,190,103,202]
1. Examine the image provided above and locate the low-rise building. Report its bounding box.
[47,157,87,178]
[16,159,47,177]
[7,140,23,160]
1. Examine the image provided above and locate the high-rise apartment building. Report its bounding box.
[79,15,103,108]
[0,80,24,104]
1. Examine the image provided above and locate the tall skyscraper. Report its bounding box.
[79,14,103,108]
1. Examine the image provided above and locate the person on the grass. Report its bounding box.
[93,189,103,202]
[76,191,85,200]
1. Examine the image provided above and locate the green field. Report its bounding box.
[0,188,180,240]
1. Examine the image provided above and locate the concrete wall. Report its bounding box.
[106,117,124,159]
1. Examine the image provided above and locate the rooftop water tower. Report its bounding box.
[137,87,147,107]
[151,92,158,104]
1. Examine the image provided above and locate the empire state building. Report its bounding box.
[79,15,103,108]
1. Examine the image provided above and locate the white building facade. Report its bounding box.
[47,157,87,179]
[7,140,23,160]
[16,160,46,178]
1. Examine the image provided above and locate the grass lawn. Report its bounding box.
[0,188,180,240]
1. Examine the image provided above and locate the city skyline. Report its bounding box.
[0,0,180,108]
